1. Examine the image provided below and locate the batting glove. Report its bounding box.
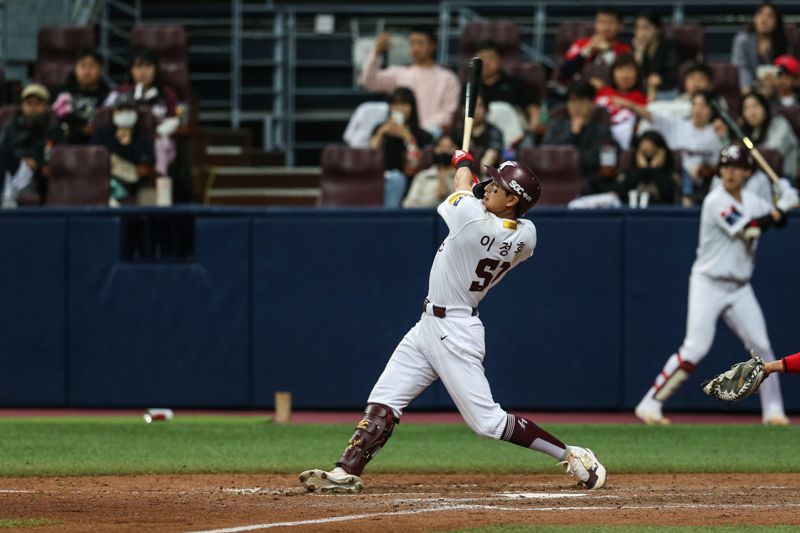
[451,150,475,172]
[775,181,799,212]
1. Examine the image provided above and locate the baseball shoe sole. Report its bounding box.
[635,405,671,426]
[561,447,606,489]
[299,469,363,494]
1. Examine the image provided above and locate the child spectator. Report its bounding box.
[453,95,503,174]
[559,8,631,82]
[740,90,798,178]
[51,49,111,144]
[617,131,680,206]
[618,91,725,205]
[91,93,155,203]
[360,28,460,135]
[631,12,679,99]
[0,84,64,206]
[732,1,790,92]
[595,54,648,149]
[542,81,619,194]
[403,134,456,208]
[466,40,540,143]
[106,49,181,177]
[760,55,800,107]
[370,87,433,207]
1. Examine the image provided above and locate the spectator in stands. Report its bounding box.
[370,87,433,208]
[465,40,540,144]
[631,12,679,99]
[760,55,800,107]
[542,81,618,194]
[559,8,631,82]
[454,95,503,174]
[403,134,456,208]
[618,90,725,206]
[360,28,460,136]
[739,90,798,178]
[731,1,790,93]
[91,93,155,203]
[0,84,64,206]
[595,54,648,149]
[106,49,181,177]
[617,130,680,206]
[51,49,111,144]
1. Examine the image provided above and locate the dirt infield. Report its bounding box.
[2,473,800,532]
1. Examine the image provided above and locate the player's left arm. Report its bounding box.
[451,150,478,192]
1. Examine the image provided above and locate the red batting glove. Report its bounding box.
[451,150,479,184]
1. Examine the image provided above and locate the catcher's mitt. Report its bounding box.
[702,353,766,402]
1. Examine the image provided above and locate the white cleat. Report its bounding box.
[763,414,790,426]
[635,404,671,426]
[299,467,364,494]
[560,446,607,489]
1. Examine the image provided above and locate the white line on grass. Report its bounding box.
[187,501,800,533]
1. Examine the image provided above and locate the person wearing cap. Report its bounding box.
[90,92,155,203]
[0,83,64,206]
[760,55,800,108]
[51,49,111,144]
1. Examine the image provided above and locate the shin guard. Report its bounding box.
[335,403,397,476]
[653,352,697,402]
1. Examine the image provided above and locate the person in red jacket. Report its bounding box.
[765,352,800,375]
[559,8,632,82]
[595,54,648,149]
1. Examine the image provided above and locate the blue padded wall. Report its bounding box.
[0,217,67,405]
[67,217,250,406]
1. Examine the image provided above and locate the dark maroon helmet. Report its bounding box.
[484,161,542,214]
[718,144,753,171]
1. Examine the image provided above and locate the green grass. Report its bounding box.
[0,518,59,528]
[446,524,797,533]
[0,416,797,477]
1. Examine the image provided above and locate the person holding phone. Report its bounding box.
[370,87,433,207]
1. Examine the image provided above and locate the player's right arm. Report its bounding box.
[451,150,478,192]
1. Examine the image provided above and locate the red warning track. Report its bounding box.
[0,409,768,424]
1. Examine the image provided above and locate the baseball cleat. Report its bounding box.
[763,414,790,426]
[560,446,606,489]
[635,404,671,426]
[299,467,363,494]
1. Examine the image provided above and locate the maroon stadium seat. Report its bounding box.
[518,145,581,205]
[130,25,190,100]
[35,26,96,90]
[709,63,741,119]
[318,145,384,207]
[459,21,521,79]
[92,106,156,136]
[507,62,547,105]
[554,21,594,58]
[46,145,110,206]
[756,147,784,179]
[665,24,705,63]
[0,105,19,131]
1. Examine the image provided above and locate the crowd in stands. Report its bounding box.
[346,0,800,209]
[1,33,187,207]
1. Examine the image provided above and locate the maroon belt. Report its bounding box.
[422,298,478,318]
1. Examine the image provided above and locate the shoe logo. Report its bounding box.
[518,418,528,429]
[440,335,448,341]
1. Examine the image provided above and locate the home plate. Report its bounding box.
[495,492,586,499]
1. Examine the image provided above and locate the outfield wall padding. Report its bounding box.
[1,207,798,412]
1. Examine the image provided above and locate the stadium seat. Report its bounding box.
[507,62,547,104]
[756,147,784,180]
[709,63,741,119]
[775,105,800,140]
[0,105,18,131]
[92,106,156,136]
[130,25,190,100]
[665,24,705,63]
[784,23,799,58]
[35,26,96,90]
[318,145,384,207]
[518,145,581,206]
[46,145,110,206]
[554,21,594,58]
[459,21,521,79]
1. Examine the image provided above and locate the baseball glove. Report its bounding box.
[702,353,766,402]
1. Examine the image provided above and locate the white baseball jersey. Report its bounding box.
[691,186,773,282]
[427,190,537,309]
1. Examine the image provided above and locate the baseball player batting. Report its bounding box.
[299,152,607,493]
[635,144,799,426]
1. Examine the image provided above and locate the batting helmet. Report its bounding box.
[481,161,542,215]
[718,144,753,172]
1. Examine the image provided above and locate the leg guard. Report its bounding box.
[653,352,697,402]
[335,403,397,476]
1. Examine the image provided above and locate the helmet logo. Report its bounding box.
[509,179,533,201]
[499,161,517,170]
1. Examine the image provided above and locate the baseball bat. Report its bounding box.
[462,57,483,151]
[710,98,781,184]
